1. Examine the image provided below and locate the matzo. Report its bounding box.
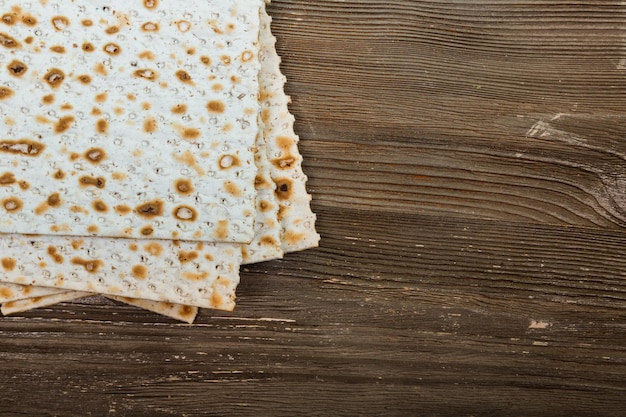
[0,281,66,302]
[108,296,197,323]
[0,3,321,321]
[1,290,91,315]
[258,7,320,252]
[0,0,262,242]
[0,106,280,309]
[0,234,242,309]
[1,290,198,323]
[241,115,282,264]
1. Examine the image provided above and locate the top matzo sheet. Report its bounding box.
[0,0,262,242]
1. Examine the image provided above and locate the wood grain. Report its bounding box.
[2,1,626,415]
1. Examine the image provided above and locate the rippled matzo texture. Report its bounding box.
[0,0,262,242]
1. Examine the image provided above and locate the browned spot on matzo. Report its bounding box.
[47,193,61,207]
[131,264,148,279]
[134,68,157,80]
[211,289,223,307]
[175,70,193,84]
[78,175,106,189]
[240,50,254,62]
[215,220,229,239]
[1,13,16,26]
[224,181,242,197]
[143,242,163,256]
[143,117,157,133]
[206,100,225,113]
[103,43,121,55]
[35,192,62,215]
[141,21,159,32]
[77,74,92,84]
[0,86,13,99]
[92,200,108,213]
[0,287,14,298]
[21,15,37,26]
[71,258,103,273]
[43,68,65,88]
[183,271,209,281]
[173,205,197,222]
[81,42,95,52]
[218,154,240,170]
[0,140,45,156]
[4,198,23,212]
[138,50,155,60]
[94,63,107,76]
[54,116,75,133]
[84,147,106,163]
[114,204,131,215]
[276,135,295,151]
[7,59,27,77]
[1,257,16,271]
[178,305,194,318]
[140,225,154,236]
[273,155,296,170]
[171,104,187,114]
[258,200,273,212]
[178,250,198,263]
[0,32,20,48]
[96,119,108,133]
[173,150,205,176]
[143,0,158,9]
[254,174,268,188]
[275,178,293,200]
[135,200,164,218]
[51,15,70,31]
[46,246,64,264]
[0,172,15,185]
[284,231,306,247]
[260,236,277,246]
[174,178,194,195]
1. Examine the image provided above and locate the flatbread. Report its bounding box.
[0,108,281,309]
[258,7,320,252]
[0,235,242,309]
[0,3,320,321]
[0,126,278,311]
[0,0,262,242]
[0,291,197,324]
[1,291,90,315]
[0,281,66,302]
[108,296,197,323]
[241,116,283,264]
[0,282,197,322]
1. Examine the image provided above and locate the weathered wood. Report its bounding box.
[2,1,626,415]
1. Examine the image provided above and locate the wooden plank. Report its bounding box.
[271,0,626,228]
[1,209,626,415]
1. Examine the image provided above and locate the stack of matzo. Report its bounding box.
[0,0,318,323]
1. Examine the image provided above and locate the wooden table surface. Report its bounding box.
[2,1,626,415]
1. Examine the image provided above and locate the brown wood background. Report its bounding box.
[2,1,626,415]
